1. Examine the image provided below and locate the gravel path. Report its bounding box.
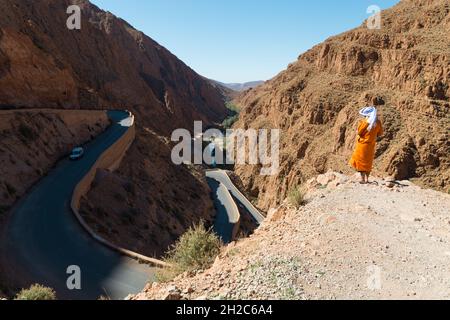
[134,172,450,300]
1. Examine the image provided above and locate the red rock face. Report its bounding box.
[0,0,229,256]
[0,0,227,130]
[235,0,450,211]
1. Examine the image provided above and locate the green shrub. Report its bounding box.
[225,101,240,113]
[222,115,239,129]
[15,284,56,300]
[222,102,241,129]
[157,222,222,282]
[288,186,307,208]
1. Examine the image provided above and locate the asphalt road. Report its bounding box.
[0,110,155,300]
[206,178,240,244]
[207,169,265,243]
[206,170,265,224]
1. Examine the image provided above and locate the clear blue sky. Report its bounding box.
[90,0,400,83]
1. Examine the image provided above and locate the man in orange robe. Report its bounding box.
[349,107,383,184]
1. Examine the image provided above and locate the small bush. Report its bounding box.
[18,124,35,141]
[4,182,16,196]
[15,284,56,300]
[222,115,239,129]
[154,267,178,283]
[288,186,307,208]
[157,222,222,282]
[222,102,241,129]
[225,101,240,113]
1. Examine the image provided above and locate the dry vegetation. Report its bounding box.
[156,222,222,282]
[15,284,56,301]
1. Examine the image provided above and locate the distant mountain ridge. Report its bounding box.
[221,81,265,92]
[210,80,265,92]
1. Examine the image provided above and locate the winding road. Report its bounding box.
[0,111,155,300]
[206,178,240,244]
[0,110,264,300]
[206,170,265,224]
[207,169,265,244]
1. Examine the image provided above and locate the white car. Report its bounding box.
[70,147,85,160]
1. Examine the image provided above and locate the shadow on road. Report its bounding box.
[0,110,155,300]
[207,178,236,244]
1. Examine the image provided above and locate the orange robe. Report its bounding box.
[349,120,383,172]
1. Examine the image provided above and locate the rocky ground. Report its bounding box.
[134,172,450,300]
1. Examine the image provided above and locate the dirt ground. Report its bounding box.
[135,172,450,300]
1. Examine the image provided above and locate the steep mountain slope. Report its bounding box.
[234,0,449,211]
[0,0,226,129]
[0,0,228,257]
[206,78,239,100]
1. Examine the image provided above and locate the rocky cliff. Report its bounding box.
[234,0,449,211]
[0,0,226,128]
[0,0,228,256]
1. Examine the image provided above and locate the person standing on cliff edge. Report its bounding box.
[349,106,384,184]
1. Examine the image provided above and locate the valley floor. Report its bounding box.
[134,172,450,300]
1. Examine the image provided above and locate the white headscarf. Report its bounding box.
[359,106,378,131]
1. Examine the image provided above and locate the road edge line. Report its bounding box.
[70,112,171,268]
[206,169,265,223]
